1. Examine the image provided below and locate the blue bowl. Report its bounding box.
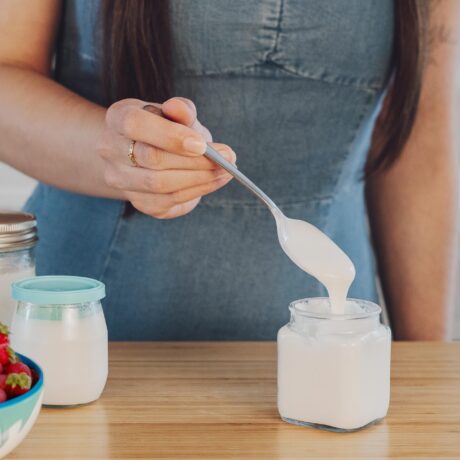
[0,354,44,459]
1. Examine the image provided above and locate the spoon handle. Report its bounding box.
[205,144,281,216]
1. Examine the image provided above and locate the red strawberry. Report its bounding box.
[0,323,9,346]
[0,362,3,374]
[0,388,6,403]
[0,346,17,366]
[30,368,39,386]
[5,362,31,378]
[5,373,31,398]
[0,347,8,365]
[0,374,6,390]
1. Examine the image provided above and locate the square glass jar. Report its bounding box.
[277,297,391,432]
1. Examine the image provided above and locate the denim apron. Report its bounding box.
[25,0,394,339]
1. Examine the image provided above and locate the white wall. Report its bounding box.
[1,163,459,338]
[0,163,36,210]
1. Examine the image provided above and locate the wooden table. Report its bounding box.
[8,342,460,460]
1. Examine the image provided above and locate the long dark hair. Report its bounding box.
[102,0,428,175]
[102,0,173,104]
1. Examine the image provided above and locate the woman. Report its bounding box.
[0,0,457,340]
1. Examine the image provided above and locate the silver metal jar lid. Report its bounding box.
[0,211,38,252]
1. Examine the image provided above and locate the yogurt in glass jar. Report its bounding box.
[0,212,37,327]
[10,276,108,406]
[277,297,391,431]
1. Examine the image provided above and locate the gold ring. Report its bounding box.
[128,140,139,167]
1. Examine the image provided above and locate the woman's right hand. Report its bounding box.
[97,97,236,219]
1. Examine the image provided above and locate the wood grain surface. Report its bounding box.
[8,342,460,460]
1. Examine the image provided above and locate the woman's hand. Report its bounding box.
[98,97,236,219]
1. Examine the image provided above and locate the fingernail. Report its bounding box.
[221,149,237,163]
[216,176,232,185]
[183,137,206,155]
[216,170,231,179]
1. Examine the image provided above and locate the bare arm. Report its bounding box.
[366,0,460,340]
[0,0,235,218]
[0,0,116,196]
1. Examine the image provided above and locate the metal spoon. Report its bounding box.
[205,144,283,220]
[204,144,355,307]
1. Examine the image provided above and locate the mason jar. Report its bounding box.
[277,297,391,432]
[0,212,37,327]
[10,276,108,406]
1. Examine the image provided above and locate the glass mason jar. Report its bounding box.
[10,276,108,407]
[277,297,391,432]
[0,212,37,327]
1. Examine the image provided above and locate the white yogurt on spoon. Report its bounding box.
[204,144,356,310]
[275,215,356,314]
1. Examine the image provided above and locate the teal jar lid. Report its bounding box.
[11,276,106,305]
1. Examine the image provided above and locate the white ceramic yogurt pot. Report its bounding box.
[10,276,108,406]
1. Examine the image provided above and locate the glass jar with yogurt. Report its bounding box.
[0,212,37,327]
[277,297,391,432]
[10,276,108,406]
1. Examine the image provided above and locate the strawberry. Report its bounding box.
[0,323,9,346]
[0,374,6,390]
[5,362,31,378]
[0,347,8,366]
[0,346,17,366]
[0,362,3,374]
[0,388,6,403]
[5,373,31,398]
[30,368,39,386]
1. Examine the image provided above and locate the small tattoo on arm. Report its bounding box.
[425,0,458,65]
